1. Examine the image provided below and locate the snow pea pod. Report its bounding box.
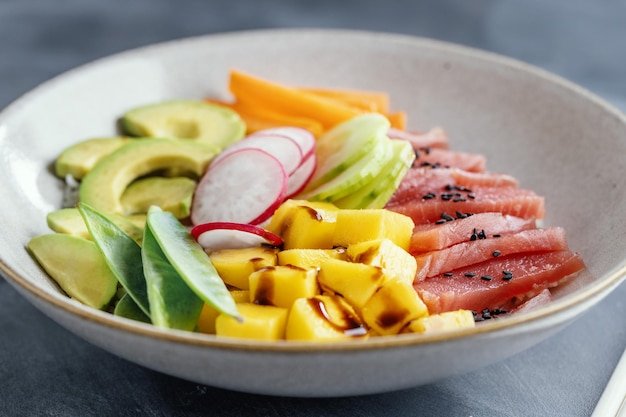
[114,293,151,324]
[142,222,203,330]
[78,203,150,317]
[146,206,240,320]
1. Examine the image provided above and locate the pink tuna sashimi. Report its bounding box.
[413,148,487,173]
[387,186,545,225]
[414,227,568,281]
[387,127,449,150]
[386,167,519,207]
[409,212,537,254]
[414,250,585,314]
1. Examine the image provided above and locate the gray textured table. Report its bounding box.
[1,1,625,416]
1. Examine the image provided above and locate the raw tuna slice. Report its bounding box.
[509,288,552,314]
[414,227,569,281]
[413,148,487,173]
[387,186,545,225]
[409,212,537,254]
[386,167,519,206]
[387,127,450,149]
[414,250,585,314]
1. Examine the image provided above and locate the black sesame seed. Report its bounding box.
[455,211,466,219]
[435,219,447,224]
[493,233,501,238]
[492,250,501,257]
[464,272,476,277]
[443,272,454,277]
[422,192,437,200]
[441,212,455,222]
[481,275,493,281]
[453,197,466,202]
[467,193,476,199]
[503,270,513,276]
[441,193,453,201]
[478,229,487,239]
[445,184,455,191]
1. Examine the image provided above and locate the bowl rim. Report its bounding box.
[2,28,626,353]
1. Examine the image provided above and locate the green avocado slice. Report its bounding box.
[120,176,196,219]
[121,100,246,150]
[54,137,131,180]
[79,138,217,215]
[27,234,118,310]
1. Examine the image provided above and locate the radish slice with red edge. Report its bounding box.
[190,148,288,226]
[250,127,316,161]
[286,152,317,198]
[191,222,283,250]
[210,133,303,175]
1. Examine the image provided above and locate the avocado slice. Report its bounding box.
[27,234,118,310]
[120,176,196,219]
[79,138,217,215]
[121,100,246,150]
[46,207,144,244]
[55,137,131,179]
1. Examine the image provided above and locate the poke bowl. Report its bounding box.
[1,29,625,397]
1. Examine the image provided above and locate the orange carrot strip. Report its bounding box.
[229,70,363,129]
[299,88,390,113]
[386,111,407,130]
[205,98,324,137]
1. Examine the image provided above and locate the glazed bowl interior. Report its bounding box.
[1,29,625,397]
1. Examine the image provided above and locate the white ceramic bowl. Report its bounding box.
[1,29,625,397]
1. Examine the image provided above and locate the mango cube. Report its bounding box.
[197,290,251,334]
[285,295,368,341]
[249,265,319,308]
[347,238,418,285]
[208,246,279,289]
[277,247,347,268]
[361,278,428,335]
[215,303,288,341]
[332,209,414,250]
[266,199,339,249]
[317,258,385,312]
[407,310,475,334]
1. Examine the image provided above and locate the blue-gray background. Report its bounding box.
[1,1,625,416]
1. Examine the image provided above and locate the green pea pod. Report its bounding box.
[114,293,151,324]
[78,203,150,317]
[142,222,204,330]
[145,206,240,320]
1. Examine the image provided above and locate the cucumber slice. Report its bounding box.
[305,113,390,190]
[334,139,415,209]
[298,133,395,202]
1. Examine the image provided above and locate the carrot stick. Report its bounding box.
[229,70,363,129]
[206,98,324,137]
[299,88,390,113]
[385,111,407,130]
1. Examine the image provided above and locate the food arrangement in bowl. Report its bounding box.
[27,68,587,341]
[1,29,625,396]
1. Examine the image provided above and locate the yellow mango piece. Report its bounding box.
[266,199,339,249]
[215,303,288,340]
[277,247,347,268]
[332,209,414,250]
[208,246,279,289]
[407,310,475,334]
[285,295,368,341]
[249,265,319,308]
[347,238,417,285]
[361,278,428,335]
[317,258,385,313]
[197,290,251,334]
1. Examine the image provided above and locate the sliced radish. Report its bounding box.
[191,222,283,250]
[191,148,288,226]
[286,153,317,198]
[211,133,303,175]
[250,127,316,161]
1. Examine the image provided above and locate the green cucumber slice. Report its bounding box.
[334,139,415,209]
[298,133,395,202]
[305,113,390,190]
